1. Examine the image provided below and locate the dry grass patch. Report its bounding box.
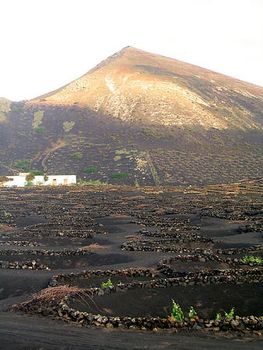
[0,224,14,232]
[125,235,140,240]
[79,243,109,251]
[12,285,101,316]
[26,285,83,304]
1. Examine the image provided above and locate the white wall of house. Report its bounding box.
[34,175,77,186]
[2,174,77,187]
[3,176,26,187]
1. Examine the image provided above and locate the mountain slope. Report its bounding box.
[0,97,11,123]
[1,47,263,186]
[31,46,263,131]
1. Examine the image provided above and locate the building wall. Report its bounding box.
[2,175,77,187]
[33,175,77,186]
[3,176,26,187]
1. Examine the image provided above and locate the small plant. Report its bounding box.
[32,110,44,128]
[71,152,83,160]
[3,211,12,219]
[63,121,75,133]
[215,308,235,321]
[101,278,114,289]
[78,179,107,186]
[170,300,184,322]
[110,172,128,180]
[83,166,97,174]
[215,312,222,321]
[188,306,198,320]
[33,126,46,134]
[134,178,140,187]
[30,170,44,176]
[241,255,263,265]
[224,307,235,320]
[15,159,31,172]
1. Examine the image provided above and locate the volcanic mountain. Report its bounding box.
[1,47,263,185]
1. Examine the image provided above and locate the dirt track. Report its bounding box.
[1,313,263,350]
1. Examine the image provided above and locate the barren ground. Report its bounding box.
[0,180,262,349]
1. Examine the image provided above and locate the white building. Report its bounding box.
[1,173,77,187]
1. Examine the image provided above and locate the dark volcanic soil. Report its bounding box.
[1,313,262,350]
[0,180,262,349]
[71,282,263,318]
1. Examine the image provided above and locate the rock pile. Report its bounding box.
[15,293,263,334]
[0,259,50,270]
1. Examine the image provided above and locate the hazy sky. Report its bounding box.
[1,0,263,100]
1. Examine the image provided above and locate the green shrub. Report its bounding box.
[110,172,128,180]
[14,161,43,174]
[71,152,83,160]
[32,110,44,128]
[15,159,31,172]
[30,170,44,176]
[83,166,97,174]
[11,103,23,113]
[33,126,46,134]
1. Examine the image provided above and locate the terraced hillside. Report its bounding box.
[0,47,263,185]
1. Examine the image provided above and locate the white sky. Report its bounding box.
[0,0,263,101]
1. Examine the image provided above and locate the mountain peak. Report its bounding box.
[115,46,143,54]
[29,47,263,131]
[105,45,138,59]
[119,45,136,52]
